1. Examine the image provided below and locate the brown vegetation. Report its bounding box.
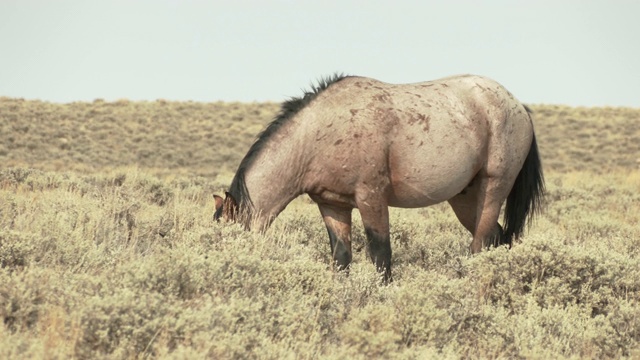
[1,97,639,358]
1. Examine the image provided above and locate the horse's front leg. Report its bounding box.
[318,204,353,272]
[356,195,392,283]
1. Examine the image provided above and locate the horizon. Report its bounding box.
[1,1,639,107]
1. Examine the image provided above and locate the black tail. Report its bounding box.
[503,121,545,244]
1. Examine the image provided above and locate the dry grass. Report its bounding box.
[0,97,279,177]
[2,97,639,176]
[1,98,639,359]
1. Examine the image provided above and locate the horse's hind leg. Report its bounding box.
[448,175,507,253]
[318,204,353,272]
[472,175,512,252]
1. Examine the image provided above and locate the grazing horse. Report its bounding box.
[214,74,544,282]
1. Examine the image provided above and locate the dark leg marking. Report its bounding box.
[327,227,352,271]
[494,223,511,247]
[365,227,392,282]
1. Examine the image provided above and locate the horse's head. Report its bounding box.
[213,192,239,222]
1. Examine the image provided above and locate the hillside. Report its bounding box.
[1,97,639,177]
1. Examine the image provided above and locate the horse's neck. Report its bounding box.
[243,134,306,229]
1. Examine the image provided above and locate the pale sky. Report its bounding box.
[1,0,638,107]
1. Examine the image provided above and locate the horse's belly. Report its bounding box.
[387,149,479,208]
[388,174,472,207]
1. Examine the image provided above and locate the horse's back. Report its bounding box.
[302,75,533,208]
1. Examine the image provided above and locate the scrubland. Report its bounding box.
[1,96,639,359]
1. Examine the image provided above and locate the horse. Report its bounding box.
[214,74,544,282]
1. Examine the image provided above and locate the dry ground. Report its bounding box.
[1,97,639,359]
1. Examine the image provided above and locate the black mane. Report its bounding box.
[228,73,349,213]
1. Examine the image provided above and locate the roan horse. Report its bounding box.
[214,74,544,282]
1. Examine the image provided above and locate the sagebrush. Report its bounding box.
[1,99,639,359]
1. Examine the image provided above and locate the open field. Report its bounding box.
[1,97,640,359]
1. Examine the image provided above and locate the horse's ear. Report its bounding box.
[213,194,224,211]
